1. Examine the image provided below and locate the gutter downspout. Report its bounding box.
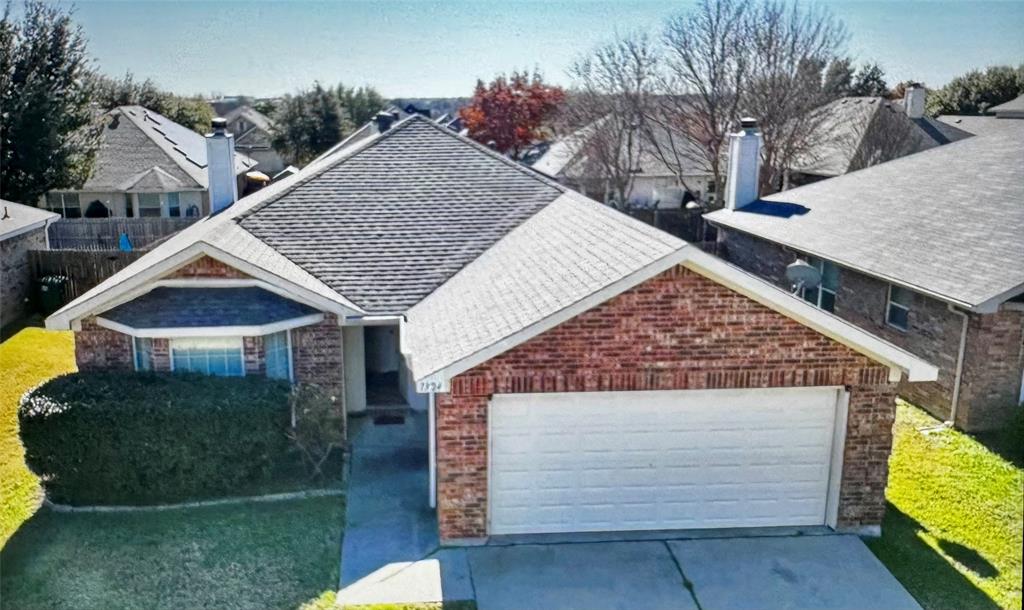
[428,391,436,509]
[947,304,970,427]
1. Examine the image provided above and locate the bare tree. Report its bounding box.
[742,0,848,193]
[559,34,658,206]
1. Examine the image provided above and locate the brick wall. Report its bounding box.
[436,266,897,541]
[1,227,47,329]
[166,256,249,279]
[75,319,133,371]
[718,228,1022,431]
[291,313,345,399]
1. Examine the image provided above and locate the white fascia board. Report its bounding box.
[46,242,363,330]
[412,245,937,388]
[417,247,693,384]
[0,218,52,243]
[94,312,324,338]
[343,314,404,327]
[681,247,939,382]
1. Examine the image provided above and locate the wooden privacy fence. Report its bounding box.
[48,217,197,251]
[29,250,147,303]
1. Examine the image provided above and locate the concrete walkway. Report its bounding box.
[337,411,474,606]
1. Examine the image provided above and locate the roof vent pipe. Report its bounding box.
[724,118,762,211]
[206,118,238,214]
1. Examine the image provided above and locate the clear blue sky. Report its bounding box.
[66,0,1024,98]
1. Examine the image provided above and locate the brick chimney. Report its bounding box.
[904,85,926,120]
[206,118,237,214]
[724,118,762,211]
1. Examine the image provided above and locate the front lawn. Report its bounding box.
[0,328,75,546]
[1,496,345,610]
[869,402,1023,610]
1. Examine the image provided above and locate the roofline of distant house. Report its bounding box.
[702,218,1022,313]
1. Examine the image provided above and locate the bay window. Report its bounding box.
[171,337,244,377]
[44,192,81,218]
[264,331,292,381]
[137,193,162,217]
[133,337,153,372]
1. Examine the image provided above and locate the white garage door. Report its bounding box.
[489,387,844,535]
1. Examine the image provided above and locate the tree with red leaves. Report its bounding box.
[459,70,565,158]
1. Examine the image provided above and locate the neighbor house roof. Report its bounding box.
[989,93,1024,115]
[937,114,1024,138]
[706,131,1024,311]
[81,106,257,193]
[789,97,972,178]
[0,198,58,242]
[47,115,937,384]
[222,106,275,147]
[99,287,318,330]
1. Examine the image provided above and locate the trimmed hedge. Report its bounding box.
[19,372,293,505]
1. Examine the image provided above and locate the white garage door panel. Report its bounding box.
[489,387,840,535]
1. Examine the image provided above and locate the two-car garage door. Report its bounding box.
[489,387,845,535]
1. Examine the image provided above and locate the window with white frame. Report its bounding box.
[886,285,912,330]
[133,337,153,372]
[137,193,162,218]
[167,192,181,217]
[801,257,839,313]
[264,331,292,381]
[44,192,81,218]
[170,337,244,377]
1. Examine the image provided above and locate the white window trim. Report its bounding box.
[264,329,294,383]
[94,312,324,338]
[801,258,838,311]
[169,336,246,377]
[44,191,81,217]
[886,284,911,331]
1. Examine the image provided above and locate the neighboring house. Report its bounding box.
[222,106,286,175]
[528,122,716,209]
[41,106,257,219]
[784,87,973,188]
[0,200,58,328]
[706,122,1023,431]
[311,104,459,164]
[46,115,935,543]
[938,92,1024,137]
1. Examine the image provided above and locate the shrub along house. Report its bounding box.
[706,122,1024,432]
[47,114,936,543]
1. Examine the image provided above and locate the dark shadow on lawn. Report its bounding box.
[0,313,45,342]
[868,504,1001,610]
[971,413,1024,469]
[936,539,999,579]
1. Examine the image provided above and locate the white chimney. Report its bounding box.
[904,86,926,119]
[724,117,762,211]
[206,118,238,214]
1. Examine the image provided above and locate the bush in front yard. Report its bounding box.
[19,372,293,505]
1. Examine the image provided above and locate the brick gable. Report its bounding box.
[437,265,897,540]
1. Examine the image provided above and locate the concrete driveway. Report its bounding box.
[467,535,921,610]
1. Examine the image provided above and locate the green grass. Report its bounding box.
[0,327,76,546]
[1,496,345,610]
[868,402,1023,610]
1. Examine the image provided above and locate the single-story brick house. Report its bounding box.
[1,199,58,329]
[706,126,1023,431]
[48,115,935,543]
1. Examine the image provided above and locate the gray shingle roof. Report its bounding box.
[938,114,1024,138]
[0,199,58,241]
[990,94,1024,114]
[705,132,1024,309]
[238,116,565,314]
[82,106,256,192]
[404,190,686,379]
[789,97,973,178]
[100,286,318,328]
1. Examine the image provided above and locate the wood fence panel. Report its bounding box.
[29,250,147,302]
[47,217,196,251]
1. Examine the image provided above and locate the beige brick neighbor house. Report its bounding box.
[48,115,935,543]
[706,126,1023,431]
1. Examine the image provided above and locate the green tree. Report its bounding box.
[91,72,213,133]
[927,64,1024,115]
[850,63,889,97]
[0,0,100,204]
[823,57,855,97]
[335,83,386,125]
[271,83,353,166]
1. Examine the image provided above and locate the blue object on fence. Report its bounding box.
[119,232,133,252]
